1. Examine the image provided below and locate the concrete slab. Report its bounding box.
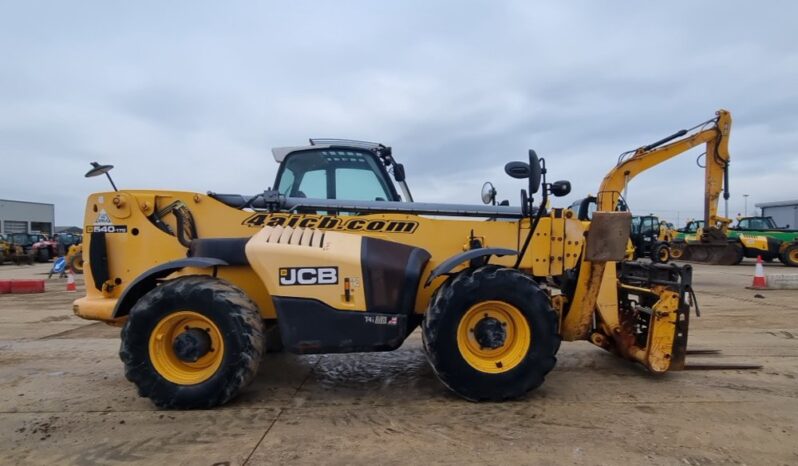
[766,273,798,289]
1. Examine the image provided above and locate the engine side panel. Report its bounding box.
[246,226,431,354]
[245,226,431,313]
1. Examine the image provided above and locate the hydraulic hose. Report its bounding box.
[513,191,548,269]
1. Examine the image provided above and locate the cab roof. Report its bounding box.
[271,139,389,163]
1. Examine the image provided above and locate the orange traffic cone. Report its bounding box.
[751,255,767,289]
[66,271,77,292]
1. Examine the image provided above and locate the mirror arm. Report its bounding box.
[106,173,118,192]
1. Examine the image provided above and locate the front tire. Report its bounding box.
[120,275,264,409]
[68,254,84,274]
[651,243,671,264]
[422,266,559,401]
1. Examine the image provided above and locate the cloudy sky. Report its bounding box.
[1,1,796,226]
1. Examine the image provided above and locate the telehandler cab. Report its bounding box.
[73,114,741,409]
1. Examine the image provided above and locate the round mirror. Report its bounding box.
[85,162,114,178]
[481,182,497,205]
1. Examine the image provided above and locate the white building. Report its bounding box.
[0,199,55,235]
[755,200,798,229]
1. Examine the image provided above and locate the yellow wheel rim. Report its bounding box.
[790,249,798,264]
[659,248,670,262]
[456,301,531,374]
[148,311,224,385]
[671,248,683,259]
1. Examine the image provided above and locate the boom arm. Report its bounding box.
[596,109,732,227]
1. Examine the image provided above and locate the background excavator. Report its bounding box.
[599,110,741,265]
[568,109,736,265]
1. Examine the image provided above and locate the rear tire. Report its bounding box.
[422,266,559,401]
[120,275,264,409]
[731,243,745,265]
[780,244,798,267]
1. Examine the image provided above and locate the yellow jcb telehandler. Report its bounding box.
[73,112,750,409]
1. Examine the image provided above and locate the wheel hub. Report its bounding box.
[172,328,212,362]
[473,317,507,349]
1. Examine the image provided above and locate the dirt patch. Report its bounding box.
[42,322,119,339]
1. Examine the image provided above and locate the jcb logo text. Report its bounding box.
[279,267,338,286]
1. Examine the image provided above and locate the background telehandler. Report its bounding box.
[629,215,673,263]
[672,216,796,265]
[73,111,743,409]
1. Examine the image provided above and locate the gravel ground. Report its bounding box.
[0,261,796,465]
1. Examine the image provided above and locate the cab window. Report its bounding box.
[296,170,326,199]
[276,149,396,201]
[685,221,703,233]
[585,202,596,220]
[738,218,775,230]
[640,218,657,235]
[631,217,641,235]
[336,168,389,201]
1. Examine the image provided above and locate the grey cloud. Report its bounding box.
[0,1,796,226]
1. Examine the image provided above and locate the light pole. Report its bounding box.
[743,194,750,217]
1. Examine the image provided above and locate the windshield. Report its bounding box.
[738,217,777,229]
[276,149,398,202]
[640,217,657,235]
[684,221,704,233]
[568,197,596,221]
[9,233,31,244]
[631,216,641,234]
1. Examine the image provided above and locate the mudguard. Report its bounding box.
[112,257,228,318]
[424,247,518,286]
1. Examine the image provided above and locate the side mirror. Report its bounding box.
[504,150,542,195]
[549,180,571,197]
[85,161,118,191]
[504,161,530,179]
[393,163,406,182]
[85,162,114,178]
[481,182,497,205]
[528,150,542,195]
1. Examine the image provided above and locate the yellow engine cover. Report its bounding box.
[245,226,368,311]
